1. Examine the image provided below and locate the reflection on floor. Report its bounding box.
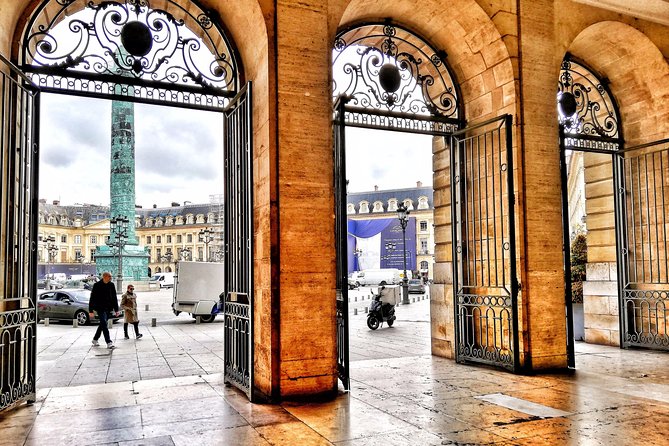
[2,295,668,445]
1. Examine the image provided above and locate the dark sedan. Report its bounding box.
[37,289,122,326]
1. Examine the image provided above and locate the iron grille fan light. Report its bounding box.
[333,23,461,120]
[21,0,241,109]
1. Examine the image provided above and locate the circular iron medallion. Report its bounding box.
[121,22,153,57]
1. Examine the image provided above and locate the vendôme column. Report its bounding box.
[94,96,149,285]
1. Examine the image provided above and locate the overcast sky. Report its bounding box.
[39,95,432,207]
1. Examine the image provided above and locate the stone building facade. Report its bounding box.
[0,0,668,404]
[38,200,223,277]
[347,183,435,280]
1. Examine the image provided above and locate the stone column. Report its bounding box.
[110,99,138,245]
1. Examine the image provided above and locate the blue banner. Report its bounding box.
[380,217,416,271]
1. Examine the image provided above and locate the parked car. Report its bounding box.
[37,289,122,326]
[407,278,426,294]
[348,271,362,289]
[37,279,64,290]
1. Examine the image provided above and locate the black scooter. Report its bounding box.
[367,286,396,330]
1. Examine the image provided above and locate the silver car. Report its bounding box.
[407,279,426,294]
[37,289,122,326]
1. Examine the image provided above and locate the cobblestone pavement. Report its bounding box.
[2,287,668,445]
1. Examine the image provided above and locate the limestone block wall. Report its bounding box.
[583,262,619,345]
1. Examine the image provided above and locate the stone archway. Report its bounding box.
[564,21,669,347]
[335,0,520,363]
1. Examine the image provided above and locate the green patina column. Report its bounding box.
[95,96,150,283]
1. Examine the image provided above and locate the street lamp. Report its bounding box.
[178,246,191,261]
[198,228,214,261]
[75,252,85,274]
[106,215,129,291]
[44,235,58,287]
[397,202,411,305]
[160,251,174,271]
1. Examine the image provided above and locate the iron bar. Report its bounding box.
[558,125,576,368]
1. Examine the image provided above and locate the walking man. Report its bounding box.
[89,272,120,349]
[120,284,143,339]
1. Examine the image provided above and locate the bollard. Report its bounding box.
[196,316,201,324]
[73,319,78,328]
[44,318,49,327]
[354,308,358,315]
[107,319,113,329]
[354,296,357,302]
[151,317,157,327]
[412,297,416,303]
[364,307,368,313]
[145,304,150,311]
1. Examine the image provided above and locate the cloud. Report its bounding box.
[39,93,222,207]
[345,127,433,192]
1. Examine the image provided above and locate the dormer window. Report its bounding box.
[358,201,370,214]
[373,201,384,213]
[403,199,414,211]
[196,214,205,224]
[155,217,163,227]
[417,196,429,210]
[145,218,153,228]
[388,199,398,212]
[207,212,216,223]
[176,215,184,225]
[165,216,174,226]
[347,203,356,215]
[186,214,194,225]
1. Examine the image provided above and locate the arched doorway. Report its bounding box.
[558,53,669,356]
[0,0,254,412]
[332,22,519,389]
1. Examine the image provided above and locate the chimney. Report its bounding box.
[52,200,60,206]
[135,204,142,208]
[374,185,378,191]
[153,204,157,209]
[416,181,422,188]
[171,202,180,207]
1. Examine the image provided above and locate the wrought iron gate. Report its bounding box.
[450,115,520,371]
[615,140,669,350]
[223,82,254,399]
[333,98,350,390]
[0,54,40,412]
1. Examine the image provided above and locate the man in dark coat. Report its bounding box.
[89,272,120,349]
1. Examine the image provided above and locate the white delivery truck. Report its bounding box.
[358,268,402,286]
[172,261,225,323]
[151,272,175,288]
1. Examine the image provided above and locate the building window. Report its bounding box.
[198,247,203,261]
[60,250,67,263]
[90,249,96,261]
[90,235,97,244]
[74,235,81,244]
[358,201,369,213]
[146,236,152,244]
[166,235,172,243]
[156,248,162,260]
[420,260,429,270]
[187,234,193,243]
[105,236,110,243]
[74,249,82,260]
[347,203,356,214]
[157,235,162,243]
[177,234,182,243]
[60,235,67,243]
[420,220,428,232]
[420,238,428,253]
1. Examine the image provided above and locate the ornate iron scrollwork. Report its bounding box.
[22,0,239,107]
[333,23,461,121]
[557,57,621,146]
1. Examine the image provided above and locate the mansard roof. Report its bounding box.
[347,186,433,211]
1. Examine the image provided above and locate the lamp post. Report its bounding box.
[178,246,191,261]
[160,252,174,271]
[198,228,214,261]
[75,252,85,274]
[397,203,411,305]
[106,215,129,292]
[44,235,58,288]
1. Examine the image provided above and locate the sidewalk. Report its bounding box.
[1,289,668,445]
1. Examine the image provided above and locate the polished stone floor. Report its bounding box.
[2,289,668,445]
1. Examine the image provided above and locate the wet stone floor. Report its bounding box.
[1,289,669,445]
